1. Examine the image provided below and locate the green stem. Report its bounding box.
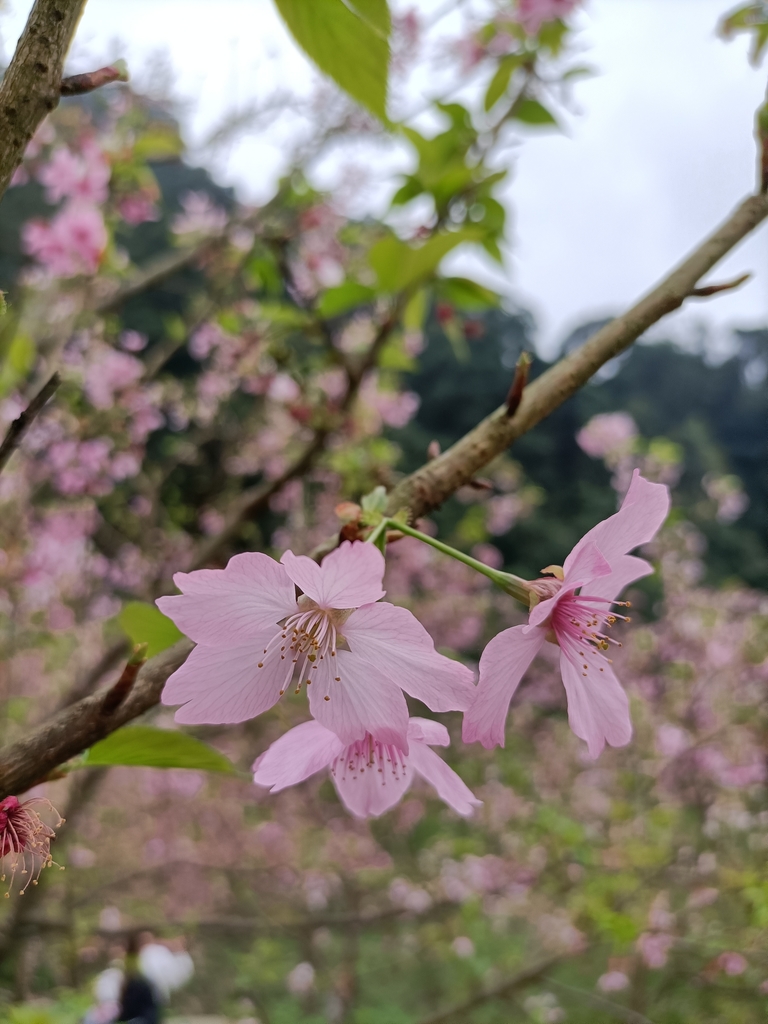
[365,517,389,549]
[383,519,531,605]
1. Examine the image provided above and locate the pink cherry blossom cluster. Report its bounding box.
[158,471,669,818]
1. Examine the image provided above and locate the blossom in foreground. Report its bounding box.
[463,471,670,758]
[517,0,581,35]
[253,717,481,819]
[159,541,475,749]
[0,795,62,895]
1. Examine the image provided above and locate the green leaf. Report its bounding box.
[512,97,559,127]
[256,301,312,326]
[119,602,183,658]
[317,281,376,318]
[274,0,390,120]
[83,726,237,774]
[484,54,524,111]
[361,485,388,513]
[437,277,499,311]
[403,288,428,331]
[369,228,482,292]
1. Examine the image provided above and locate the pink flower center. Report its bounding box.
[330,734,408,785]
[0,797,63,896]
[550,593,630,678]
[257,597,351,700]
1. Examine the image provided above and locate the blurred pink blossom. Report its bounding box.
[637,932,674,969]
[655,724,691,758]
[119,330,148,352]
[517,0,581,35]
[597,971,630,992]
[118,191,160,225]
[577,412,638,463]
[452,936,475,958]
[37,140,110,205]
[23,202,107,277]
[84,349,143,409]
[687,887,719,909]
[286,961,315,996]
[717,952,748,976]
[172,191,227,236]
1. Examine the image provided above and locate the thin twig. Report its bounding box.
[386,192,768,520]
[0,372,60,475]
[417,956,563,1024]
[100,644,148,716]
[506,350,532,416]
[544,976,658,1024]
[60,61,128,96]
[690,271,751,297]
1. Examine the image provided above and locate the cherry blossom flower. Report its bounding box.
[517,0,581,35]
[22,202,107,277]
[463,471,670,758]
[597,971,630,992]
[253,717,481,819]
[37,140,110,205]
[717,952,748,976]
[636,931,674,969]
[0,795,62,894]
[159,541,475,749]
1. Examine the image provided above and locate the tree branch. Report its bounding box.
[0,372,60,475]
[0,639,192,800]
[386,193,768,519]
[0,0,87,202]
[416,956,563,1024]
[1,194,767,794]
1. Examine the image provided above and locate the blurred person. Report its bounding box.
[85,932,193,1023]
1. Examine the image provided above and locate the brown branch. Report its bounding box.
[387,193,768,520]
[0,372,60,475]
[416,955,564,1024]
[99,644,147,715]
[60,61,128,96]
[505,350,532,416]
[91,243,222,316]
[544,977,657,1024]
[52,639,130,714]
[2,193,767,793]
[0,639,193,800]
[0,0,87,201]
[690,271,751,297]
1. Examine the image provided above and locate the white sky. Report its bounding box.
[1,0,766,357]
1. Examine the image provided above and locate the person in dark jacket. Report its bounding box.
[117,933,160,1024]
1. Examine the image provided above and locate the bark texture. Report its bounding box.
[0,0,87,202]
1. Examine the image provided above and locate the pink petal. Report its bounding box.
[528,539,612,629]
[332,750,412,818]
[408,741,482,817]
[281,541,385,609]
[252,720,344,791]
[408,717,450,747]
[306,649,410,749]
[581,553,653,605]
[564,470,669,577]
[162,641,290,724]
[462,625,545,749]
[559,646,632,758]
[343,602,475,712]
[157,552,296,646]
